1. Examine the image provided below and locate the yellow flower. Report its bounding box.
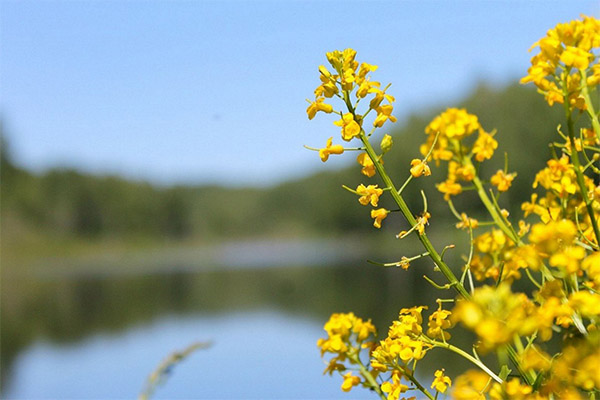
[426,108,480,141]
[357,152,377,177]
[415,211,431,235]
[373,104,397,127]
[489,378,533,400]
[472,130,498,162]
[569,291,600,318]
[371,208,389,229]
[381,371,409,400]
[427,305,454,340]
[409,159,431,177]
[451,370,491,400]
[490,170,516,192]
[341,372,361,392]
[456,213,479,230]
[437,179,462,200]
[306,97,333,120]
[549,245,586,273]
[560,45,593,70]
[356,184,383,207]
[380,134,393,153]
[431,369,452,394]
[369,88,395,110]
[334,112,361,141]
[319,137,344,162]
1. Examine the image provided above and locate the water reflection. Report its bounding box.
[2,237,476,398]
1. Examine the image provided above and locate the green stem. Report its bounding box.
[359,133,471,300]
[562,81,600,247]
[351,353,386,400]
[426,339,503,384]
[398,365,435,400]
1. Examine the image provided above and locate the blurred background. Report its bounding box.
[1,1,598,398]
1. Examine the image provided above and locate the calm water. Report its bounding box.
[1,238,471,399]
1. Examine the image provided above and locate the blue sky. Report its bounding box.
[1,1,598,187]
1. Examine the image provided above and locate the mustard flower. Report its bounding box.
[451,370,491,400]
[356,184,383,207]
[472,130,498,162]
[560,45,593,70]
[427,305,454,340]
[357,152,377,177]
[341,372,361,392]
[455,213,479,230]
[334,112,361,141]
[373,104,397,128]
[431,369,452,394]
[425,108,480,141]
[318,137,344,162]
[436,179,462,200]
[490,170,516,192]
[489,378,533,400]
[415,212,430,235]
[380,134,393,153]
[306,97,333,120]
[369,88,395,110]
[371,208,389,229]
[409,159,431,178]
[381,371,409,400]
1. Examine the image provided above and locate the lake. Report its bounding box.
[1,237,472,399]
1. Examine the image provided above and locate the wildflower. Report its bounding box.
[380,134,393,153]
[560,45,592,70]
[409,159,431,177]
[472,130,498,162]
[437,179,462,200]
[568,291,600,318]
[334,112,361,141]
[397,256,410,270]
[314,65,339,98]
[451,370,491,400]
[341,372,361,392]
[427,305,454,340]
[456,213,479,230]
[357,152,377,177]
[431,369,452,394]
[381,371,409,400]
[373,104,397,127]
[319,137,344,162]
[369,88,395,110]
[371,208,389,229]
[425,108,480,141]
[306,97,334,120]
[415,212,431,235]
[489,378,533,400]
[356,184,383,206]
[452,284,536,351]
[490,170,516,192]
[549,245,586,273]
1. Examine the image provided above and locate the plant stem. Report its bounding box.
[359,133,471,300]
[426,338,503,384]
[562,81,600,247]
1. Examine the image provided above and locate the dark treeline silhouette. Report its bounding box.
[1,83,567,245]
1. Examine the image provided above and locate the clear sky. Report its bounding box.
[1,1,598,187]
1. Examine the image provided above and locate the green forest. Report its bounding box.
[1,83,567,264]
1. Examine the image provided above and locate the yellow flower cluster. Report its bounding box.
[370,307,431,371]
[521,15,600,109]
[317,312,377,391]
[420,108,507,202]
[310,16,600,399]
[452,284,538,351]
[308,48,398,172]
